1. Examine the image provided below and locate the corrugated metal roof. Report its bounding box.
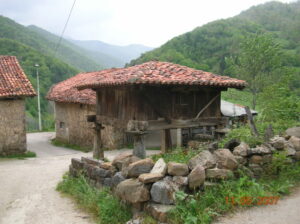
[221,100,257,117]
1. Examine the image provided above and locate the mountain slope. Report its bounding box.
[129,1,300,76]
[71,39,153,67]
[0,16,103,71]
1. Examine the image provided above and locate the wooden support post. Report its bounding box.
[176,128,182,148]
[133,133,146,159]
[93,123,104,159]
[245,106,259,137]
[161,129,172,153]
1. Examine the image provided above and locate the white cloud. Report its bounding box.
[0,0,295,47]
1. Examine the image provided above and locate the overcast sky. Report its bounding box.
[0,0,295,47]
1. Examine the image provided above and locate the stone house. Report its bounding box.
[0,55,36,156]
[47,69,125,150]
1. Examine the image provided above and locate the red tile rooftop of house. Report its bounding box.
[48,61,246,105]
[47,69,119,105]
[76,61,247,90]
[0,55,36,98]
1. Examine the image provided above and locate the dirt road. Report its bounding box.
[0,132,158,224]
[215,188,300,224]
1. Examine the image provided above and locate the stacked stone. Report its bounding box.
[68,131,300,223]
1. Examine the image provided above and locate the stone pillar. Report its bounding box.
[176,128,182,148]
[133,133,146,159]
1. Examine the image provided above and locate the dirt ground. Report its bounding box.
[0,132,158,224]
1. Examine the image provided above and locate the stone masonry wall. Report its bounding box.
[69,132,300,222]
[55,102,125,149]
[0,99,27,155]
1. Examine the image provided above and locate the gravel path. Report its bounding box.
[0,132,158,224]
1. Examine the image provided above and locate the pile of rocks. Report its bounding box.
[68,133,300,222]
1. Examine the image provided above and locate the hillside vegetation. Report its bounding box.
[129,1,300,78]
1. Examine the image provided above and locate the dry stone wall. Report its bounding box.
[0,99,27,156]
[69,132,300,222]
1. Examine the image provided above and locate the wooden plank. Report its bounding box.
[93,123,104,159]
[147,117,226,130]
[194,93,220,120]
[161,130,166,153]
[245,106,259,137]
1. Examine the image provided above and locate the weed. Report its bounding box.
[57,174,132,224]
[0,151,36,159]
[51,139,91,152]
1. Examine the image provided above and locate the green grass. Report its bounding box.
[51,139,91,153]
[57,174,132,224]
[0,151,36,159]
[152,147,201,163]
[169,158,300,224]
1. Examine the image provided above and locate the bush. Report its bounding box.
[152,147,200,163]
[57,174,132,224]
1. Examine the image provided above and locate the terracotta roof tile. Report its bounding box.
[47,69,119,104]
[0,56,36,98]
[76,61,247,90]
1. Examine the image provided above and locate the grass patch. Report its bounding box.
[57,173,132,224]
[51,139,91,153]
[169,159,300,224]
[0,151,36,159]
[152,147,200,163]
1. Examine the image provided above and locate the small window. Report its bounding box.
[59,122,65,129]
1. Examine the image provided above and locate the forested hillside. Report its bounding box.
[0,16,104,71]
[129,1,300,77]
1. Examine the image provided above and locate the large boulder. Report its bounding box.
[112,152,140,170]
[214,148,238,170]
[111,172,126,187]
[150,177,180,205]
[71,158,84,170]
[81,157,103,166]
[288,136,300,151]
[188,165,205,189]
[286,127,300,138]
[206,168,233,180]
[138,173,163,184]
[172,176,188,186]
[115,179,150,203]
[233,142,249,157]
[145,202,174,223]
[248,145,272,155]
[188,150,216,170]
[270,136,286,150]
[126,158,154,178]
[167,162,189,176]
[249,155,263,165]
[151,158,167,176]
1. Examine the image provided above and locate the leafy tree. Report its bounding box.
[258,73,300,122]
[232,33,281,109]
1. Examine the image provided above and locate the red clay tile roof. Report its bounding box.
[47,69,119,105]
[77,61,246,90]
[0,55,36,98]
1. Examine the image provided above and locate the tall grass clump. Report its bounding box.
[57,174,132,224]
